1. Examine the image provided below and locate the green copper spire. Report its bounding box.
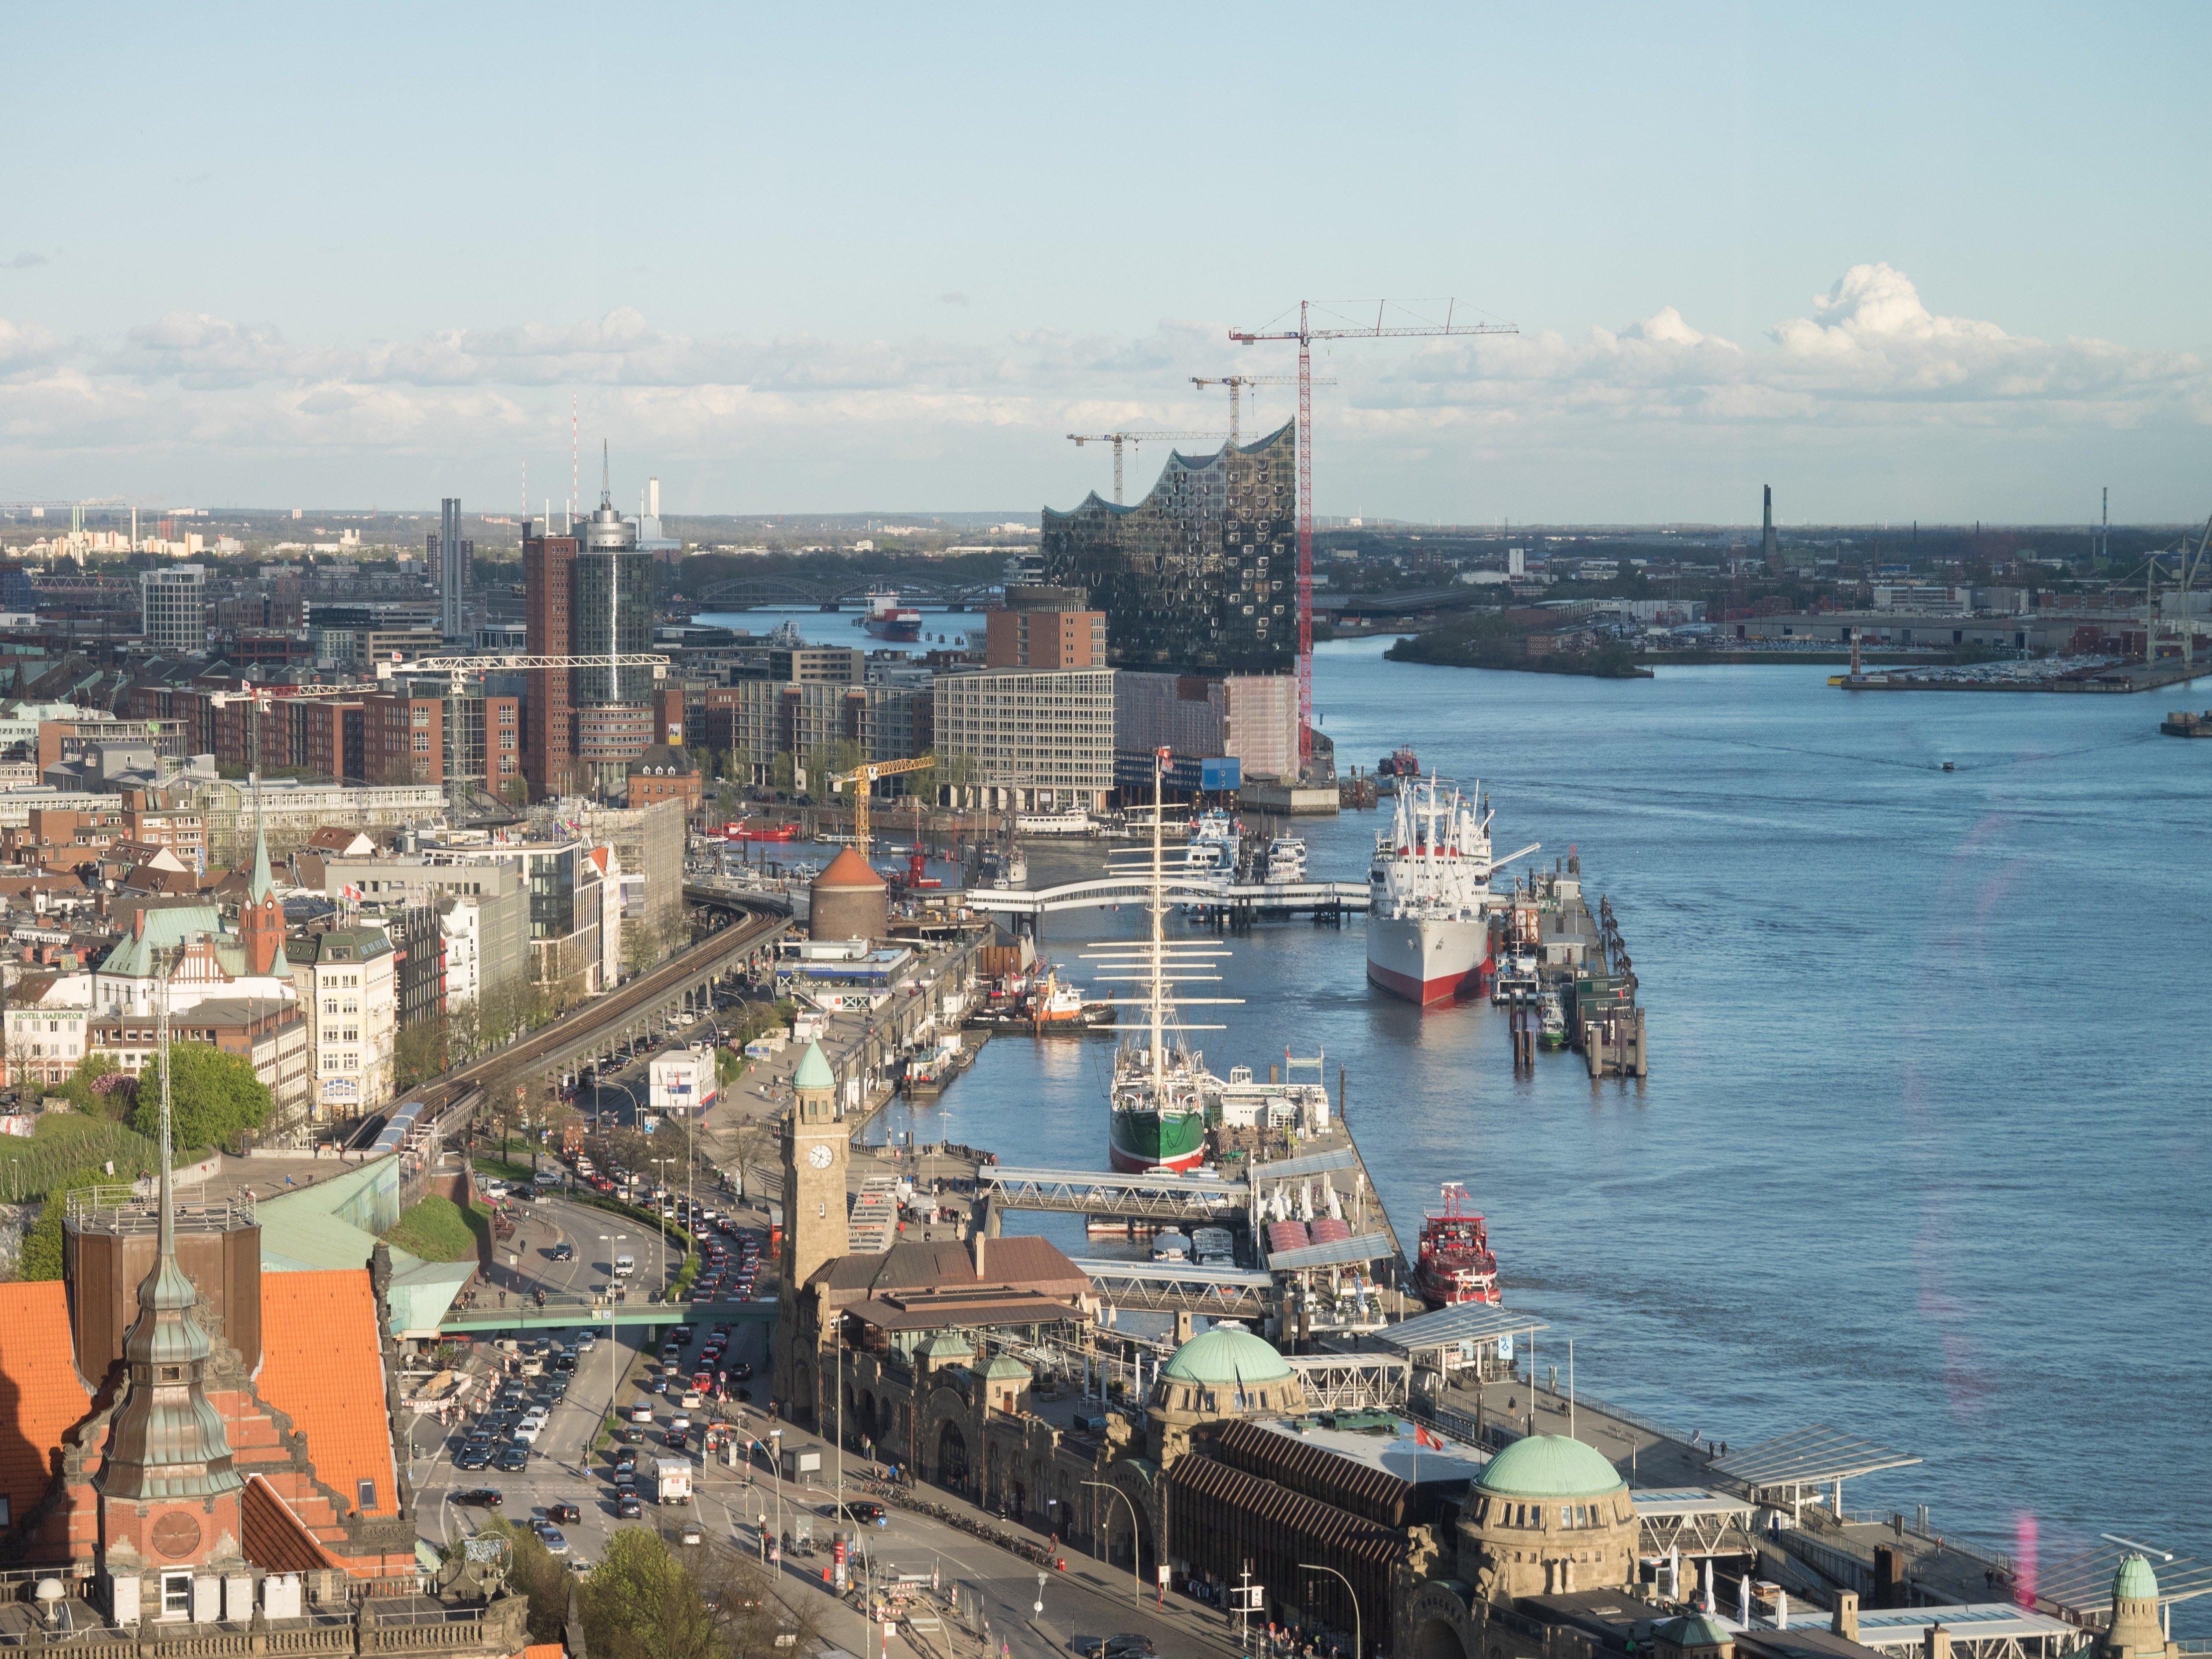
[97,966,241,1503]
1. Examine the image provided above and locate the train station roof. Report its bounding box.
[1712,1425,1920,1490]
[1373,1303,1550,1354]
[2039,1541,2212,1614]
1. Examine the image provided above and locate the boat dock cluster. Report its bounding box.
[1491,855,1649,1078]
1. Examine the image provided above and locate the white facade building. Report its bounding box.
[139,564,208,655]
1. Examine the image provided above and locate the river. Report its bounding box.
[697,608,2212,1615]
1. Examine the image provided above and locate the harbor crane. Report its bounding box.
[1065,430,1227,506]
[1231,300,1518,766]
[1189,374,1332,446]
[2136,511,2212,670]
[830,755,934,862]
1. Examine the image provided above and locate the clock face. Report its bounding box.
[152,1513,203,1558]
[807,1144,834,1169]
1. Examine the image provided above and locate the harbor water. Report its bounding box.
[703,610,2212,1615]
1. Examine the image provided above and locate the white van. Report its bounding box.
[613,1255,636,1277]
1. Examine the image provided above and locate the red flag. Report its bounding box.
[1415,1424,1442,1450]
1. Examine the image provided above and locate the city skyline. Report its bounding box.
[5,5,2208,520]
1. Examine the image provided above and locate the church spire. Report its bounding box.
[247,800,274,903]
[97,965,242,1504]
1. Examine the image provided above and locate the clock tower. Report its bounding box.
[774,1040,848,1420]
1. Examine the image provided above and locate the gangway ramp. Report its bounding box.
[1073,1256,1275,1321]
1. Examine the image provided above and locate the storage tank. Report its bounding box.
[809,847,887,942]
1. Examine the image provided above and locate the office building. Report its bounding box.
[317,854,529,1006]
[294,926,396,1118]
[698,679,932,788]
[985,585,1107,669]
[416,836,606,994]
[1116,670,1300,784]
[138,564,208,656]
[932,667,1115,811]
[1039,424,1296,675]
[434,496,472,640]
[523,486,655,798]
[363,679,522,794]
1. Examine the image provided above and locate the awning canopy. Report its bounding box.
[1713,1425,1920,1490]
[1266,1234,1396,1271]
[1373,1303,1549,1353]
[1631,1488,1756,1521]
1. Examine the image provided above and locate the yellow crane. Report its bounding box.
[830,756,934,861]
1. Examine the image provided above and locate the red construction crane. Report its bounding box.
[1231,300,1518,769]
[1066,430,1228,505]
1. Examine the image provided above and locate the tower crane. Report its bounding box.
[1065,431,1227,506]
[1231,300,1518,768]
[1189,375,1332,446]
[829,756,934,862]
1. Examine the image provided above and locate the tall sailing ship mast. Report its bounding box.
[1085,748,1241,1172]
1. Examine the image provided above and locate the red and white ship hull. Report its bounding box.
[1367,914,1491,1008]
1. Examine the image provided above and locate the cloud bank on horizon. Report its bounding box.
[2,264,2204,519]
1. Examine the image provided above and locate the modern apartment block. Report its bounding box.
[138,565,208,656]
[932,667,1115,811]
[1039,423,1297,675]
[698,679,932,787]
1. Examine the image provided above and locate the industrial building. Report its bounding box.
[1040,423,1298,676]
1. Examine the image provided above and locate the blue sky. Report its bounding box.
[5,2,2207,522]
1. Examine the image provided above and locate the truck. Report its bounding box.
[651,1458,693,1505]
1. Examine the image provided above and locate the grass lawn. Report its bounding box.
[472,1154,538,1183]
[8,1113,162,1199]
[383,1194,483,1263]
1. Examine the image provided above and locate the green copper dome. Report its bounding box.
[2114,1555,2160,1603]
[1160,1326,1292,1387]
[1655,1614,1734,1650]
[793,1041,834,1091]
[1474,1434,1624,1498]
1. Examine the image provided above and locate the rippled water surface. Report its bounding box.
[705,611,2212,1612]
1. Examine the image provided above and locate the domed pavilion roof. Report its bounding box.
[1159,1326,1292,1388]
[2114,1555,2160,1603]
[1474,1433,1624,1499]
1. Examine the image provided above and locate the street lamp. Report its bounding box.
[1081,1481,1144,1604]
[1299,1561,1362,1659]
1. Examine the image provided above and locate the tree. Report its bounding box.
[132,1042,272,1152]
[393,1017,450,1093]
[578,1530,812,1659]
[477,1519,570,1646]
[17,1165,108,1280]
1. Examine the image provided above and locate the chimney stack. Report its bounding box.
[971,1228,985,1277]
[1833,1592,1860,1644]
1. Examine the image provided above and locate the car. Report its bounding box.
[549,1242,575,1261]
[454,1488,503,1508]
[521,1406,549,1425]
[496,1445,530,1472]
[612,1449,639,1472]
[1102,1640,1157,1659]
[671,1325,695,1344]
[613,1425,641,1445]
[534,1525,569,1555]
[544,1503,581,1526]
[512,1421,542,1445]
[729,1362,755,1382]
[629,1405,655,1424]
[455,1446,492,1471]
[668,1415,692,1433]
[571,1328,596,1349]
[664,1429,687,1449]
[616,1493,642,1518]
[678,1523,703,1546]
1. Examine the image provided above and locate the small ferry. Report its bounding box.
[1416,1182,1501,1308]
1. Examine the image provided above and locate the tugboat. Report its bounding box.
[1378,747,1421,778]
[1416,1182,1501,1307]
[1538,986,1569,1050]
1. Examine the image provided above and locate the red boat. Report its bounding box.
[1378,747,1421,778]
[723,820,800,843]
[1416,1182,1500,1307]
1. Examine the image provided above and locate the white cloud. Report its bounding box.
[0,269,2205,509]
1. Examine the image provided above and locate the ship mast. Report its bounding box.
[1149,745,1168,1085]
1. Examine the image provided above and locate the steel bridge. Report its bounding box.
[684,574,1003,610]
[963,875,1370,919]
[980,1165,1247,1226]
[1073,1258,1274,1321]
[437,1294,776,1335]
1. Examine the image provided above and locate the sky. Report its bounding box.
[5,2,2209,524]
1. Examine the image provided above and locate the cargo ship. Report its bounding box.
[1366,772,1538,1008]
[1090,751,1235,1173]
[1416,1182,1501,1307]
[862,587,922,641]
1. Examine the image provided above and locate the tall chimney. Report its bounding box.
[648,476,661,519]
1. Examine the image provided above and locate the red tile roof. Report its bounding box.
[0,1282,92,1521]
[257,1271,396,1518]
[241,1475,341,1573]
